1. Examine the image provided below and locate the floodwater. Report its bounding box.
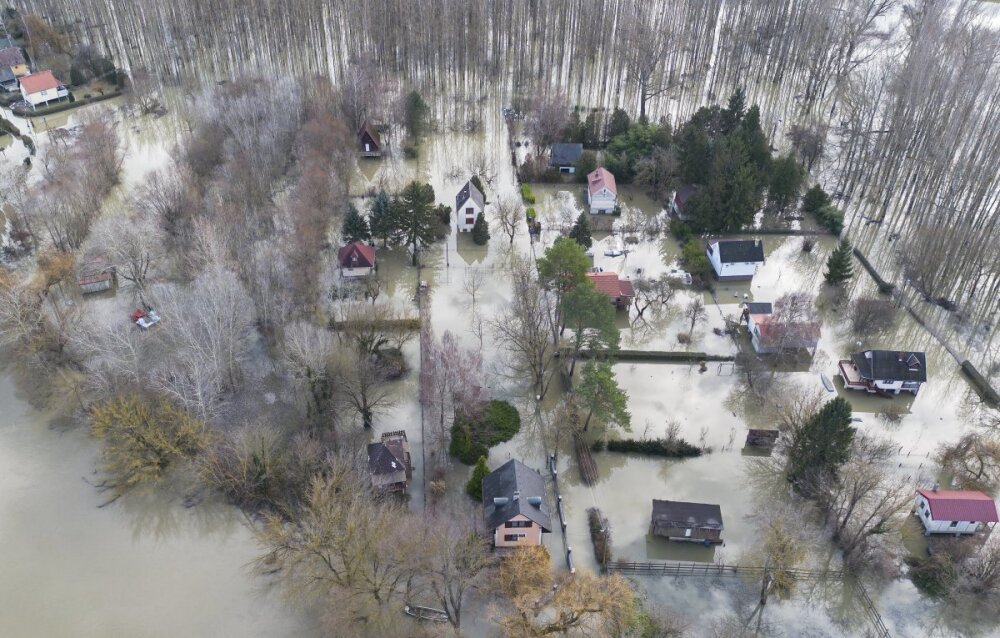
[2,85,998,638]
[0,369,317,638]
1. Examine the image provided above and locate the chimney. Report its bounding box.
[932,483,939,492]
[512,490,520,502]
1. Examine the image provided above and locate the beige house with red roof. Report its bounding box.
[586,271,634,309]
[740,302,820,355]
[20,70,68,108]
[586,167,617,214]
[338,241,376,278]
[915,488,999,536]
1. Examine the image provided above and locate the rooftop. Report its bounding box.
[651,499,724,530]
[708,240,765,264]
[338,241,376,268]
[20,70,63,95]
[550,142,583,166]
[917,489,998,523]
[456,179,485,211]
[587,167,617,196]
[482,459,552,532]
[850,350,927,383]
[586,271,634,300]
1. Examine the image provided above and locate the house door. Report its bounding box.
[684,528,692,538]
[466,207,474,226]
[365,143,371,152]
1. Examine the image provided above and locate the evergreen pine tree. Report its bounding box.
[801,184,831,216]
[767,153,805,214]
[369,189,398,247]
[568,212,593,248]
[721,87,747,134]
[786,397,855,495]
[466,456,490,501]
[607,108,632,140]
[471,211,490,245]
[341,203,371,243]
[824,239,854,285]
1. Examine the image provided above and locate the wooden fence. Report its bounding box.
[608,560,842,580]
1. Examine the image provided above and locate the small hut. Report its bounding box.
[651,499,724,544]
[367,430,413,492]
[77,255,115,294]
[745,429,779,449]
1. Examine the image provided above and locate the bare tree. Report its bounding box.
[419,521,494,630]
[527,91,570,155]
[683,297,707,339]
[91,212,164,299]
[493,195,524,245]
[631,275,677,319]
[850,296,896,334]
[938,433,1000,493]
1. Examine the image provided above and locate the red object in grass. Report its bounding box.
[129,309,146,322]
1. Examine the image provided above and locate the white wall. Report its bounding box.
[22,86,68,107]
[588,188,616,214]
[457,199,482,232]
[341,266,373,278]
[916,495,983,535]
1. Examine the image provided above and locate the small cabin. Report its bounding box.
[585,271,634,309]
[915,488,998,536]
[367,430,413,493]
[839,350,927,396]
[740,302,820,355]
[338,241,376,278]
[550,143,583,173]
[651,499,724,545]
[586,167,617,214]
[482,459,552,548]
[358,122,382,157]
[19,70,69,109]
[77,255,115,294]
[706,240,765,281]
[455,180,485,233]
[670,185,698,221]
[745,429,779,449]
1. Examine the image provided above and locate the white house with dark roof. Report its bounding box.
[915,488,998,536]
[586,167,617,214]
[839,350,927,395]
[706,240,765,281]
[455,180,485,232]
[482,459,552,548]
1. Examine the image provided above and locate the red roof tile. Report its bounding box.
[587,167,617,196]
[338,241,376,268]
[917,489,999,523]
[20,70,62,94]
[586,272,632,300]
[754,316,821,348]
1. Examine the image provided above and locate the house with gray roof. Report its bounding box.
[367,430,412,492]
[706,239,765,281]
[482,459,552,548]
[455,180,485,233]
[651,499,724,545]
[549,143,583,173]
[839,349,927,396]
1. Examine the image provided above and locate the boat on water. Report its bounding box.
[404,603,449,623]
[820,372,835,392]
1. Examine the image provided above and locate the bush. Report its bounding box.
[907,554,956,598]
[575,150,598,182]
[670,220,693,242]
[466,456,490,501]
[606,437,702,458]
[815,205,844,235]
[681,238,712,284]
[587,508,613,567]
[449,400,522,465]
[472,211,490,245]
[525,206,537,221]
[402,143,419,159]
[520,183,537,204]
[435,204,451,225]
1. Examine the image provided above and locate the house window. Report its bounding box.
[505,520,532,528]
[503,534,525,542]
[950,521,959,527]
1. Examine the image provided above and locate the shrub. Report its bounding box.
[575,150,598,181]
[670,220,693,242]
[587,507,613,567]
[681,238,712,284]
[802,237,815,252]
[907,554,956,598]
[449,400,522,465]
[815,205,844,235]
[435,204,451,225]
[472,211,490,245]
[605,437,702,458]
[466,456,490,501]
[402,143,419,159]
[525,206,537,221]
[520,183,537,204]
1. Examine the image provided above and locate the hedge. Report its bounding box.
[12,89,122,118]
[449,399,522,465]
[606,437,702,458]
[520,183,537,204]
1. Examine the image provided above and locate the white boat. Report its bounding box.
[820,373,835,393]
[404,604,449,623]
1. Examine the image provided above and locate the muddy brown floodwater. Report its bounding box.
[0,368,318,637]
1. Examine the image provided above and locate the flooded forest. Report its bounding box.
[1,1,1000,637]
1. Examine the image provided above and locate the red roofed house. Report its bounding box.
[915,487,999,536]
[19,70,69,109]
[740,302,821,355]
[338,241,376,278]
[586,167,618,214]
[586,271,634,309]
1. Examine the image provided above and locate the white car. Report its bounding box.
[666,268,693,285]
[135,309,161,329]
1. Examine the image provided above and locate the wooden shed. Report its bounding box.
[651,499,724,545]
[77,255,115,294]
[745,429,779,449]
